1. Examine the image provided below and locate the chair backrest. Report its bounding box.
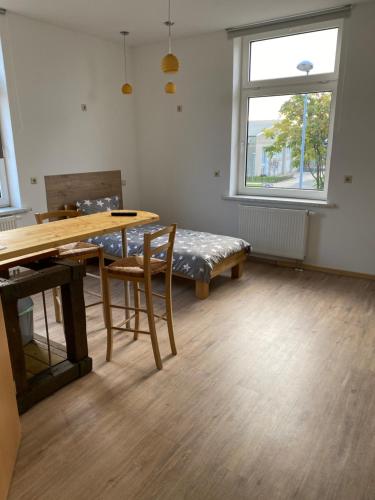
[143,224,177,277]
[34,210,80,225]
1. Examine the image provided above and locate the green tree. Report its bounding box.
[263,93,331,190]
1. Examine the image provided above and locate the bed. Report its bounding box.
[44,171,251,299]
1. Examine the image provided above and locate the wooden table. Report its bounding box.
[0,210,159,319]
[0,208,160,328]
[0,210,159,261]
[0,210,159,413]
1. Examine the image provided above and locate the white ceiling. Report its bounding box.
[1,0,364,46]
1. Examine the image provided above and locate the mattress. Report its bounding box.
[87,224,250,283]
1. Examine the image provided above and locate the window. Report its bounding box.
[236,20,342,200]
[0,135,9,207]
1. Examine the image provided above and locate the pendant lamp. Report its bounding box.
[162,0,179,93]
[121,31,132,95]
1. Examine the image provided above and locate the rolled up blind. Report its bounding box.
[226,4,352,39]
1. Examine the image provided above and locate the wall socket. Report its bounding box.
[81,104,87,112]
[30,177,37,184]
[214,170,221,177]
[344,175,353,184]
[121,179,126,186]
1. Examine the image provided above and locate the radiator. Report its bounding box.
[0,215,18,232]
[239,205,309,260]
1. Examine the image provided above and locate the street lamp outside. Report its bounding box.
[297,60,313,189]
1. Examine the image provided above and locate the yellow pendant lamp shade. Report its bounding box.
[165,81,176,94]
[122,83,133,94]
[161,53,179,73]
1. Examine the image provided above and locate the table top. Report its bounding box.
[0,210,159,262]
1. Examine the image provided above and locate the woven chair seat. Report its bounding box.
[107,256,166,278]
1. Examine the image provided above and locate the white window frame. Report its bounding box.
[236,19,343,200]
[0,156,9,207]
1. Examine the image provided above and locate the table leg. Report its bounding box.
[61,271,88,362]
[1,299,28,394]
[121,229,131,325]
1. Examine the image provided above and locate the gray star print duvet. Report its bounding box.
[87,224,251,283]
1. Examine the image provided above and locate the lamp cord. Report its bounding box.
[168,0,172,53]
[123,34,127,81]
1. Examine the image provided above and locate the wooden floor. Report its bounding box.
[24,336,66,379]
[8,262,375,500]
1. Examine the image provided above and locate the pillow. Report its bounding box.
[76,195,120,215]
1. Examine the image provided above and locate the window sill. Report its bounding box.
[222,194,336,208]
[0,206,31,216]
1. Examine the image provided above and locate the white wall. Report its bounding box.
[0,13,140,225]
[134,2,375,275]
[134,32,236,234]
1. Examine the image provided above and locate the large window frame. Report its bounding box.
[236,19,343,201]
[0,136,9,207]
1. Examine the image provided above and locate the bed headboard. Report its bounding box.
[44,170,123,211]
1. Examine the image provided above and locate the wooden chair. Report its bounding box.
[102,224,177,370]
[34,210,105,323]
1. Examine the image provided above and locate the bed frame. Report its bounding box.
[44,170,247,299]
[102,250,246,299]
